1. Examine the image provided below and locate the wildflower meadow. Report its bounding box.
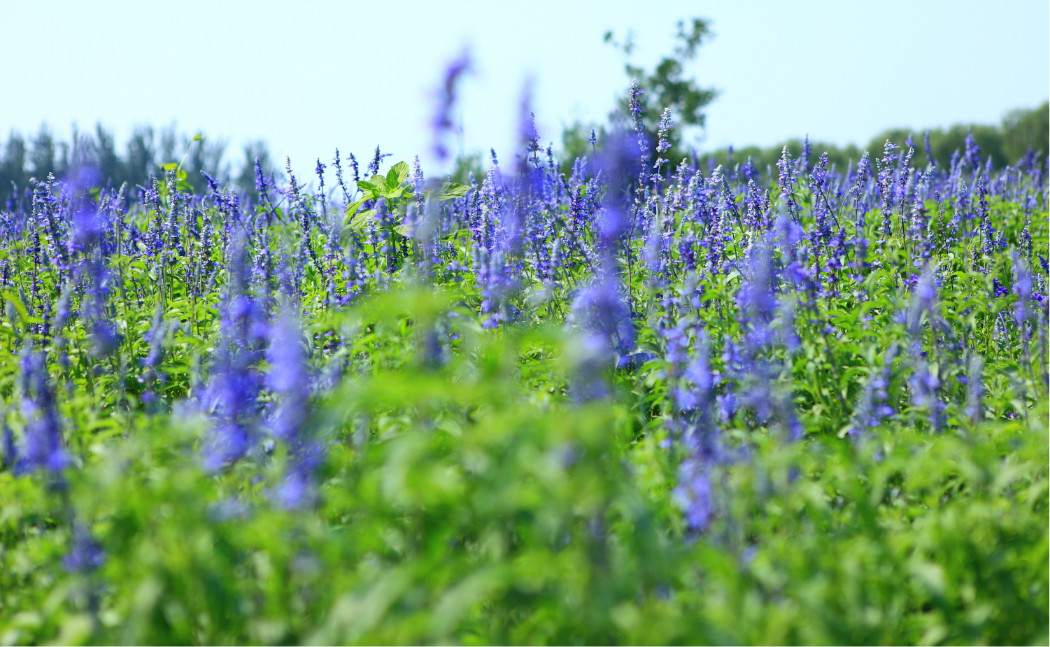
[0,64,1047,644]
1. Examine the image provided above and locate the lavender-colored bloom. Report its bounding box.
[266,305,321,509]
[63,522,106,573]
[272,471,315,511]
[847,344,898,436]
[964,130,981,169]
[201,239,267,472]
[568,275,635,400]
[142,308,170,404]
[909,360,945,433]
[594,131,644,250]
[905,266,944,436]
[367,146,389,177]
[923,130,935,167]
[570,276,635,359]
[672,458,714,534]
[627,80,648,163]
[992,278,1008,298]
[431,51,471,162]
[652,108,675,184]
[964,354,985,425]
[315,159,328,221]
[627,80,645,127]
[1011,249,1034,329]
[651,108,676,157]
[267,307,309,440]
[16,350,69,476]
[736,243,776,352]
[254,158,273,195]
[332,148,353,203]
[665,324,721,460]
[776,147,801,221]
[68,203,104,256]
[733,242,802,440]
[875,141,900,238]
[52,280,76,332]
[521,108,541,163]
[907,264,938,337]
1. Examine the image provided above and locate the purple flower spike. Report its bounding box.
[673,458,714,534]
[266,304,322,509]
[63,522,106,573]
[431,51,471,162]
[16,350,69,477]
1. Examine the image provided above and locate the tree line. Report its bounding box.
[0,103,1045,206]
[696,102,1048,175]
[0,124,275,206]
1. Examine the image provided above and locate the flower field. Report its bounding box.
[0,95,1047,644]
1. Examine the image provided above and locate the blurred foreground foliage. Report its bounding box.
[0,284,1046,644]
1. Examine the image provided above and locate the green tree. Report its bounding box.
[124,126,156,190]
[94,124,122,188]
[604,17,718,161]
[559,123,603,175]
[0,133,28,195]
[449,150,484,185]
[29,126,57,181]
[235,140,275,199]
[557,18,717,174]
[1001,102,1049,163]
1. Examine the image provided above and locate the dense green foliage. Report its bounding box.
[697,102,1050,175]
[0,107,1047,644]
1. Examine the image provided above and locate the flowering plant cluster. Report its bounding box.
[0,83,1046,644]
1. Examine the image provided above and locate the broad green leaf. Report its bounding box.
[357,180,380,195]
[381,185,409,200]
[2,290,29,322]
[386,161,410,190]
[344,199,368,225]
[435,182,469,202]
[348,209,377,231]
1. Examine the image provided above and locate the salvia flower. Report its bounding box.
[1010,249,1034,330]
[431,51,471,162]
[907,264,939,337]
[567,275,635,400]
[16,349,69,476]
[267,305,322,509]
[651,108,675,186]
[672,458,714,535]
[627,80,648,163]
[964,353,985,425]
[847,344,898,436]
[63,522,106,573]
[909,359,945,433]
[201,239,267,472]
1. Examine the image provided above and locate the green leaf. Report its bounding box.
[348,209,377,231]
[381,185,409,200]
[386,161,410,190]
[435,182,469,202]
[2,290,29,322]
[344,199,369,225]
[357,180,380,196]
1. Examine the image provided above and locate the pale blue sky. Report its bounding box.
[2,1,1047,177]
